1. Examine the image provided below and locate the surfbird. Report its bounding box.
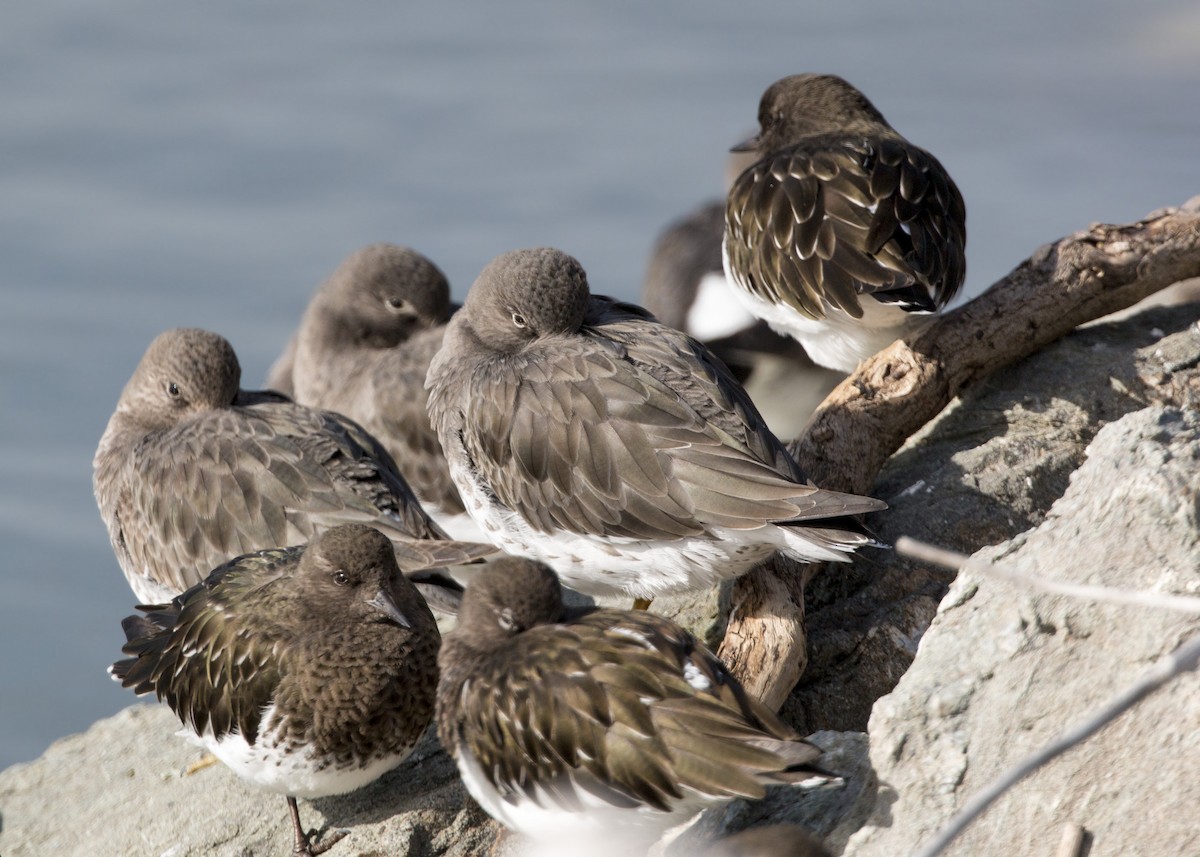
[425,247,886,601]
[436,556,837,854]
[111,523,440,856]
[288,243,480,541]
[723,73,967,373]
[93,327,494,607]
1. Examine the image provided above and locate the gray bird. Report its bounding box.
[112,524,441,857]
[94,327,493,606]
[426,248,885,601]
[436,557,837,854]
[289,244,480,540]
[264,332,297,397]
[724,73,967,373]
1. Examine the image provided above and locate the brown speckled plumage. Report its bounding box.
[426,248,884,599]
[436,557,835,843]
[112,524,441,855]
[93,327,493,605]
[288,244,465,517]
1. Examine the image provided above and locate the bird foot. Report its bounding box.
[295,827,348,856]
[184,752,219,775]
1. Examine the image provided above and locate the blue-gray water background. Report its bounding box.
[2,1,1198,769]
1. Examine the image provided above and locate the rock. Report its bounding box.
[787,301,1200,735]
[844,405,1200,856]
[0,705,502,857]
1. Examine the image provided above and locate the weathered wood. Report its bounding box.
[718,199,1200,710]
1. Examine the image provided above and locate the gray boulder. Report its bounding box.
[844,404,1200,856]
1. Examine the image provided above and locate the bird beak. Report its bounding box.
[367,589,412,628]
[729,132,761,153]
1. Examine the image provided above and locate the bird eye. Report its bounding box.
[385,297,408,313]
[511,312,528,329]
[332,570,350,586]
[167,382,181,397]
[496,607,517,632]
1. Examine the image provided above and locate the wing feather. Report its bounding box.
[726,134,966,318]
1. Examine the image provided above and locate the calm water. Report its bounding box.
[2,0,1198,770]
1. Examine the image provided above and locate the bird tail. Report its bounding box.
[108,605,175,695]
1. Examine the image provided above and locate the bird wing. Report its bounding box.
[452,311,881,540]
[362,326,467,515]
[123,397,451,594]
[457,610,823,813]
[725,135,966,319]
[111,547,301,744]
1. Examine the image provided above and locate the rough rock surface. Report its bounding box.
[0,707,497,857]
[788,300,1200,736]
[0,300,1196,856]
[844,405,1200,856]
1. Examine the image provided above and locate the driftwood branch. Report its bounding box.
[717,199,1200,709]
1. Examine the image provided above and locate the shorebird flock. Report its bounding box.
[97,73,965,857]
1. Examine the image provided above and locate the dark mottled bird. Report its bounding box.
[426,248,885,601]
[436,557,837,854]
[724,73,967,373]
[111,524,441,856]
[288,244,481,541]
[94,327,493,606]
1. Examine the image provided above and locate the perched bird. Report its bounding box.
[698,824,831,857]
[111,524,441,857]
[94,327,493,606]
[426,248,885,601]
[436,557,836,854]
[289,244,480,541]
[724,73,967,373]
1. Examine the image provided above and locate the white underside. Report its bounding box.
[422,504,490,543]
[450,458,855,600]
[455,745,707,855]
[185,703,413,799]
[686,271,759,341]
[722,245,930,373]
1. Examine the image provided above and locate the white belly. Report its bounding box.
[722,244,926,373]
[450,459,778,598]
[455,745,705,856]
[686,271,759,341]
[191,704,413,799]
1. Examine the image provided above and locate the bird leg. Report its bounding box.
[287,796,348,856]
[632,597,653,611]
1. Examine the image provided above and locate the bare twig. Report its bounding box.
[896,536,1200,614]
[909,630,1200,857]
